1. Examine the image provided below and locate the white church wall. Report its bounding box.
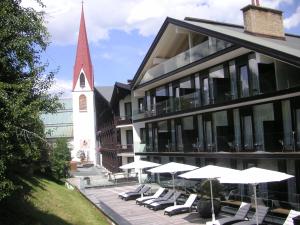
[72,73,97,164]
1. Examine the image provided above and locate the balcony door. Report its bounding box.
[241,115,254,151]
[202,77,210,105]
[124,102,132,118]
[126,130,133,146]
[203,115,214,151]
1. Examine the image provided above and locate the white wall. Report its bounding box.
[72,69,97,164]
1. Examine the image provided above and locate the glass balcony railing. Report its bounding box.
[140,38,232,84]
[132,91,201,120]
[133,131,300,154]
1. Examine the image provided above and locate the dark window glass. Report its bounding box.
[80,73,85,88]
[125,102,132,117]
[138,98,144,113]
[239,65,250,97]
[202,78,210,105]
[126,130,133,145]
[140,128,146,144]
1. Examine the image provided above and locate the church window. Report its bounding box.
[80,73,85,88]
[79,94,87,111]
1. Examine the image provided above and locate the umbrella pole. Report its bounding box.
[253,184,259,225]
[172,173,176,206]
[139,168,142,184]
[209,179,216,223]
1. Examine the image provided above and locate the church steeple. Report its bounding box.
[73,4,94,90]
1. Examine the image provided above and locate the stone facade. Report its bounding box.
[242,5,285,39]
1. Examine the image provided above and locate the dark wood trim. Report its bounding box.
[135,151,300,159]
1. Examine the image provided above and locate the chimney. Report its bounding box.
[242,0,285,39]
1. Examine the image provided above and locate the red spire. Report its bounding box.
[73,4,94,90]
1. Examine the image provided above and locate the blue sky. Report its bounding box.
[23,0,300,95]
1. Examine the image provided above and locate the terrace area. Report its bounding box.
[67,168,292,225]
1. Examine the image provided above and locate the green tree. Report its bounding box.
[0,0,60,200]
[50,138,71,180]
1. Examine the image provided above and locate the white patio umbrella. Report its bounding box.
[219,167,294,225]
[179,165,240,223]
[119,160,161,184]
[147,162,198,205]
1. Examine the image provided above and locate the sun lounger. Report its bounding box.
[283,210,300,225]
[148,192,182,211]
[164,194,197,216]
[136,187,165,205]
[142,189,175,206]
[118,184,144,199]
[123,185,151,201]
[215,202,251,225]
[230,206,269,225]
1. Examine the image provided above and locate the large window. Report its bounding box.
[202,77,210,105]
[126,130,133,145]
[239,65,250,98]
[79,94,87,111]
[138,98,144,113]
[124,102,132,118]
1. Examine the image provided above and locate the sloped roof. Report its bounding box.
[110,82,131,109]
[73,5,94,90]
[95,86,114,102]
[184,17,300,62]
[131,17,300,88]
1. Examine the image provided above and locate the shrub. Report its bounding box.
[49,138,71,180]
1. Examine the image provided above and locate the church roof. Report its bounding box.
[73,5,94,90]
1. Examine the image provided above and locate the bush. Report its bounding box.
[49,138,71,180]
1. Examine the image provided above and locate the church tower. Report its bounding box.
[72,5,97,164]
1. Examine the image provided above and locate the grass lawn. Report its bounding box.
[0,177,111,225]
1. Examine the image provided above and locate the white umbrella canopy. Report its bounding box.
[120,160,161,183]
[120,160,161,170]
[219,167,294,225]
[219,167,294,184]
[179,165,240,223]
[148,162,198,205]
[147,162,198,174]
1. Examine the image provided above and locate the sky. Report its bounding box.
[21,0,300,97]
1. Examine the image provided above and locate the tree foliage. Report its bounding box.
[0,0,60,200]
[50,138,71,180]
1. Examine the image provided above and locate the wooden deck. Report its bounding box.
[83,185,210,225]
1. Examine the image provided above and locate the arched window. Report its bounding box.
[79,94,87,111]
[80,73,85,88]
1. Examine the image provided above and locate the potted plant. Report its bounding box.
[196,179,223,218]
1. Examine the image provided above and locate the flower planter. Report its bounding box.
[197,198,221,218]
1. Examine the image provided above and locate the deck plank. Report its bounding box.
[83,185,209,225]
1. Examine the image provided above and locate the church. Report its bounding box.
[71,5,133,168]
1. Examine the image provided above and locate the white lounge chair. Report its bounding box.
[136,187,165,205]
[283,210,300,225]
[164,194,197,216]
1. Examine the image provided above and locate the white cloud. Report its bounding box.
[22,0,295,45]
[48,78,72,97]
[285,6,300,29]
